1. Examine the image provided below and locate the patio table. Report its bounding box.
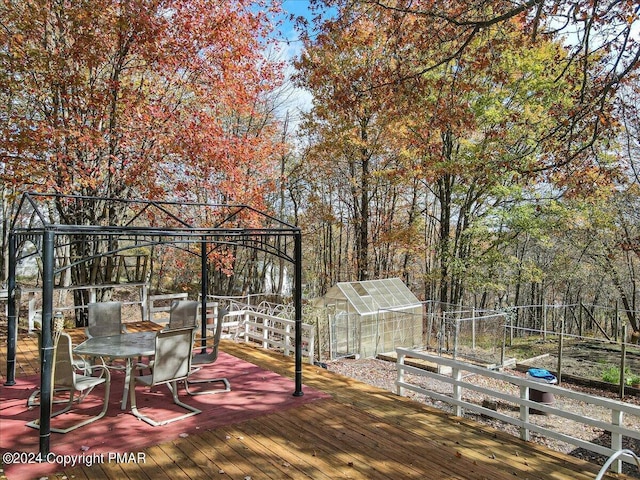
[74,331,157,410]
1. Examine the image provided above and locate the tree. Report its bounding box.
[295,4,414,282]
[404,21,621,306]
[355,0,640,162]
[0,0,285,311]
[297,1,620,307]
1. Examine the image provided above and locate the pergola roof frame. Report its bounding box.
[4,192,304,456]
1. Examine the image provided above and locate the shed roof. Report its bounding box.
[323,278,421,316]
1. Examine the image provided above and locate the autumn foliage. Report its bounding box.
[0,0,285,208]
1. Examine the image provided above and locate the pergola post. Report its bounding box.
[294,229,303,397]
[39,229,55,455]
[200,238,208,353]
[4,231,17,386]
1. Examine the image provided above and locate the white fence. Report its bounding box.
[13,289,314,364]
[395,347,640,474]
[148,294,315,365]
[230,310,315,365]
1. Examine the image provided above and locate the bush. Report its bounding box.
[601,366,622,384]
[601,366,640,385]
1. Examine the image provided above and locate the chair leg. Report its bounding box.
[185,376,231,396]
[27,385,90,408]
[26,371,110,434]
[26,391,75,427]
[50,377,111,434]
[130,378,201,427]
[167,381,203,413]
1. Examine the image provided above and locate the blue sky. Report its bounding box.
[277,0,313,44]
[271,1,315,122]
[269,0,338,127]
[281,0,313,20]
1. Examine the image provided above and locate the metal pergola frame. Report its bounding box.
[4,192,304,456]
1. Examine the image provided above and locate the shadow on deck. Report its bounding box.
[0,322,629,480]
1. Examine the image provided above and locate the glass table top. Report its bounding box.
[74,331,157,358]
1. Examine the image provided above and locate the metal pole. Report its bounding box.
[471,307,476,350]
[501,313,507,367]
[5,231,17,385]
[39,229,55,455]
[556,316,564,386]
[620,325,627,399]
[200,239,208,353]
[293,230,303,396]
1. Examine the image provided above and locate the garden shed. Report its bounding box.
[315,278,423,359]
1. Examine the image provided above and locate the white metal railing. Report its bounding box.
[146,298,314,363]
[596,449,640,479]
[230,310,315,365]
[1,289,7,318]
[395,347,640,474]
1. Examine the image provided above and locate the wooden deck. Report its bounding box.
[0,323,631,480]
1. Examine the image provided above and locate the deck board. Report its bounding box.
[1,323,632,480]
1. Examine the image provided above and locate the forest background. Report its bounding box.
[1,0,640,342]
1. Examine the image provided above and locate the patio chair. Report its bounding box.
[26,331,92,407]
[85,301,127,369]
[26,332,111,433]
[129,326,201,426]
[135,299,199,374]
[86,301,126,338]
[167,300,199,329]
[185,308,231,396]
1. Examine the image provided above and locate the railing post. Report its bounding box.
[243,312,250,343]
[140,284,148,321]
[438,313,445,358]
[620,325,627,399]
[453,367,462,417]
[519,385,530,441]
[307,326,315,364]
[28,292,37,332]
[284,323,291,357]
[611,409,623,473]
[148,296,155,323]
[262,316,269,349]
[426,301,433,348]
[557,317,564,385]
[396,350,405,396]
